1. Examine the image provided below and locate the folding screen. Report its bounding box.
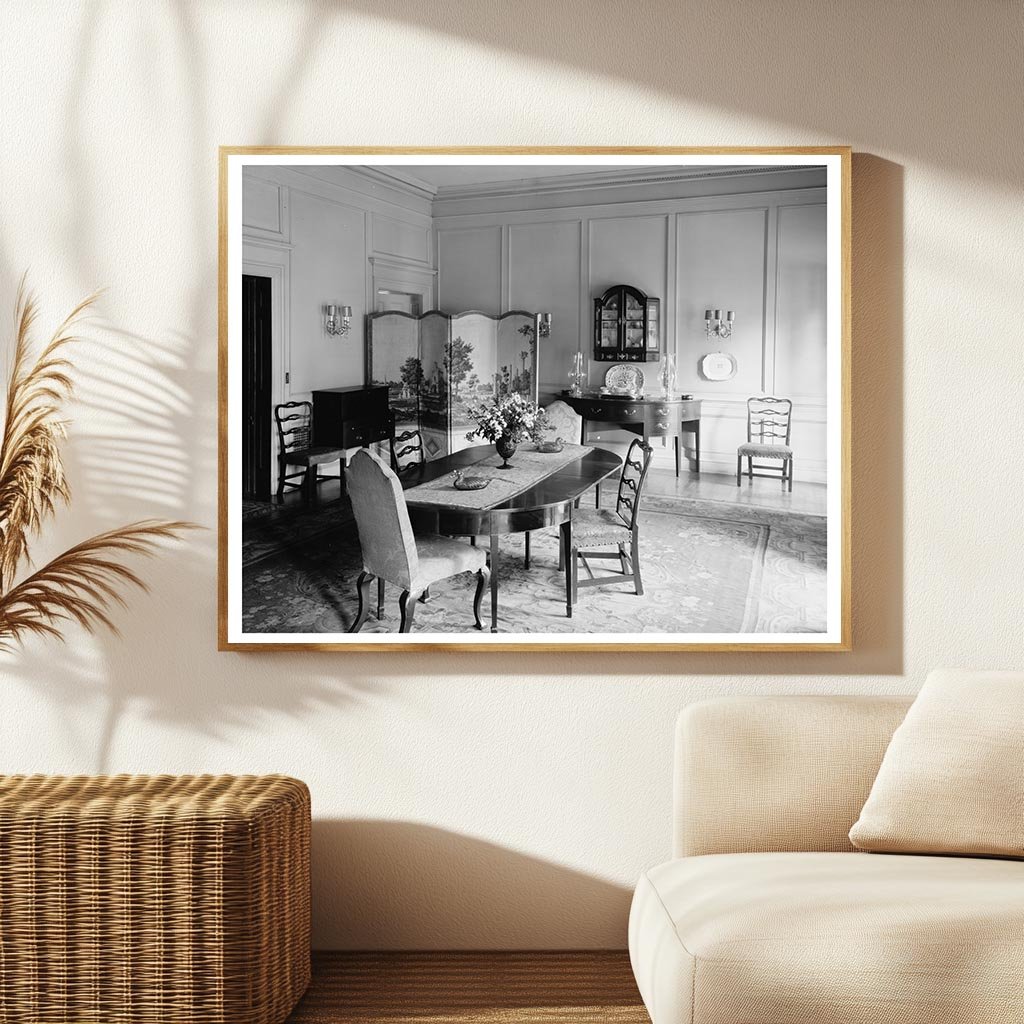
[367,309,540,459]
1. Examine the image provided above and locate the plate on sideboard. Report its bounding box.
[604,364,645,393]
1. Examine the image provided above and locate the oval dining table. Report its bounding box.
[397,444,622,632]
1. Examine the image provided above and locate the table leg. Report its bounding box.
[695,421,701,474]
[490,529,499,633]
[524,530,531,569]
[674,435,680,478]
[561,519,573,619]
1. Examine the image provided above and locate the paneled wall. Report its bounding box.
[434,170,828,479]
[242,166,827,483]
[241,166,434,491]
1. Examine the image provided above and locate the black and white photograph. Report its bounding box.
[221,149,850,649]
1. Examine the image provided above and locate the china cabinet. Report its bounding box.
[593,284,660,362]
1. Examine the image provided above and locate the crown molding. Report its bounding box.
[347,167,439,201]
[360,164,822,205]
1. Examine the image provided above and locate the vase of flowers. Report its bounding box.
[466,393,545,469]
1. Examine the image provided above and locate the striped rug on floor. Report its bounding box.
[287,951,649,1023]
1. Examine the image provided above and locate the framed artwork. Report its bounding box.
[219,147,851,651]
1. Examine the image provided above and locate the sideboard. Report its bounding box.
[560,394,701,477]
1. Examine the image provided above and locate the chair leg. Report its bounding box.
[524,531,531,569]
[473,567,489,630]
[570,545,579,607]
[348,571,372,633]
[747,456,753,484]
[595,483,601,509]
[419,586,431,603]
[399,589,421,633]
[376,577,385,619]
[631,532,644,596]
[618,542,630,576]
[558,532,565,571]
[736,453,742,487]
[277,459,287,504]
[788,457,794,492]
[303,467,316,506]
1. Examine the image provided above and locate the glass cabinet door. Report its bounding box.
[596,292,620,352]
[646,298,660,356]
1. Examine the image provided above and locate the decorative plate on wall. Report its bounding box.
[700,352,738,381]
[604,364,645,392]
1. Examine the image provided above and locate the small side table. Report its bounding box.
[0,774,311,1024]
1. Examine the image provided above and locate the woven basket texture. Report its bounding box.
[0,774,311,1024]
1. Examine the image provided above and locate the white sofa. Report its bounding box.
[628,695,1024,1024]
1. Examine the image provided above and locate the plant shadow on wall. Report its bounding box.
[331,0,1018,188]
[1,295,382,773]
[0,287,196,647]
[312,820,632,949]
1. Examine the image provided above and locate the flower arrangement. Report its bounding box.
[465,392,545,445]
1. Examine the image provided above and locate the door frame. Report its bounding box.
[243,241,290,494]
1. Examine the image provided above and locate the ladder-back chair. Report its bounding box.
[274,401,345,505]
[736,397,794,491]
[564,438,654,615]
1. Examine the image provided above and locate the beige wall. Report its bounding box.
[1,1,1022,949]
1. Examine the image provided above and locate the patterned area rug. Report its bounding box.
[242,493,826,635]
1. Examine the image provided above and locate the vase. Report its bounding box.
[496,434,518,469]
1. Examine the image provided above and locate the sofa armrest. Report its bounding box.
[674,695,913,857]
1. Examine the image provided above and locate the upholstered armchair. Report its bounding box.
[629,692,1024,1024]
[346,448,489,633]
[541,400,583,444]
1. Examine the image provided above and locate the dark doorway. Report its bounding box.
[242,274,273,499]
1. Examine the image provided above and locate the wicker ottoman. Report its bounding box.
[0,774,310,1024]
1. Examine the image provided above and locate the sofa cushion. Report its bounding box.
[629,851,1024,1024]
[849,669,1024,858]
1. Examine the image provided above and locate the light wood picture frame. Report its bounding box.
[219,147,851,652]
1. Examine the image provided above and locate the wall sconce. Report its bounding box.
[704,308,735,340]
[325,304,353,337]
[537,312,552,338]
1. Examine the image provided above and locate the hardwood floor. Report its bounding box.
[287,951,649,1023]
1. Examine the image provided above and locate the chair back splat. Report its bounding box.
[747,396,793,446]
[616,439,654,530]
[275,401,313,456]
[390,427,425,472]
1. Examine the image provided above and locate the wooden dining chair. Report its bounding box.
[564,438,654,615]
[736,396,794,491]
[274,401,345,505]
[390,426,425,473]
[346,449,490,633]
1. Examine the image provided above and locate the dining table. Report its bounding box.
[398,443,622,632]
